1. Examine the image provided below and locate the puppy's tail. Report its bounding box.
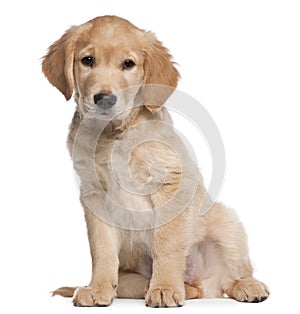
[52,286,77,298]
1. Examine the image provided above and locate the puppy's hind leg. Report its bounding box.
[117,271,202,300]
[117,271,150,299]
[206,203,269,303]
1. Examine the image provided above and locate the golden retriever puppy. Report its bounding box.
[42,15,269,307]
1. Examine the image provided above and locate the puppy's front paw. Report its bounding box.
[145,285,185,307]
[73,285,116,307]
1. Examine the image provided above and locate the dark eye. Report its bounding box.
[81,56,94,67]
[122,59,135,70]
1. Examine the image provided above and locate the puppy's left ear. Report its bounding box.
[42,26,77,100]
[142,32,180,111]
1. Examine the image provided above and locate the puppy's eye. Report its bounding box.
[81,56,94,66]
[122,59,135,70]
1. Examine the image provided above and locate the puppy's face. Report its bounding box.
[42,16,180,120]
[73,21,145,118]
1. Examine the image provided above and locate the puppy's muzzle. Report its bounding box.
[94,92,117,109]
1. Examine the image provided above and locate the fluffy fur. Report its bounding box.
[43,15,269,307]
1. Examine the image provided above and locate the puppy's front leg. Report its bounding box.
[145,213,188,307]
[73,203,119,307]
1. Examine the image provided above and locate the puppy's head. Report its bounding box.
[42,16,179,119]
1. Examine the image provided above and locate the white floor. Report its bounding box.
[42,296,282,314]
[46,295,277,314]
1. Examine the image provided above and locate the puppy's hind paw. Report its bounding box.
[227,277,269,303]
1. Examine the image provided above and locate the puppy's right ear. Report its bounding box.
[42,26,77,100]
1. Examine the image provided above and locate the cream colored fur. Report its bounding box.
[43,15,269,307]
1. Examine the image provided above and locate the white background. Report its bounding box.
[0,0,299,313]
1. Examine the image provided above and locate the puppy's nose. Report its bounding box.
[93,92,117,109]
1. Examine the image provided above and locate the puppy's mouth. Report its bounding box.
[79,101,114,117]
[88,106,116,119]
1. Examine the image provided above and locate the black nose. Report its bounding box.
[93,92,117,109]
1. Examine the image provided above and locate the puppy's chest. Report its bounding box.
[95,135,161,192]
